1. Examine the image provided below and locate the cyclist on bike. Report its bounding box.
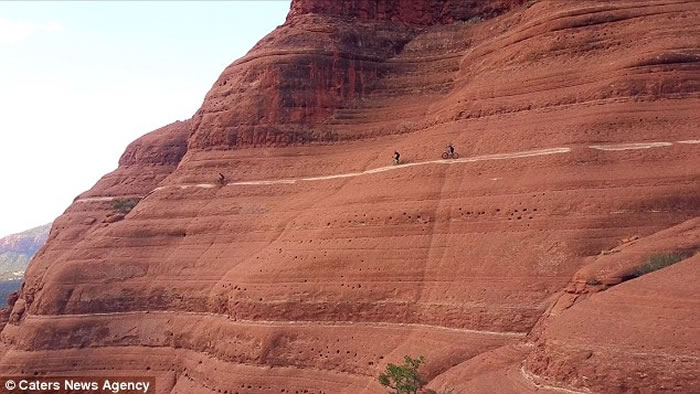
[447,143,455,158]
[393,151,401,165]
[217,173,226,185]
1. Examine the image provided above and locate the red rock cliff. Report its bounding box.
[1,1,698,393]
[188,0,528,150]
[287,0,527,24]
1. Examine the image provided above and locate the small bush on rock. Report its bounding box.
[378,355,457,394]
[426,389,455,394]
[111,198,138,214]
[633,252,692,278]
[378,355,426,394]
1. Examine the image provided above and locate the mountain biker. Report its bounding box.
[393,151,401,165]
[447,143,455,157]
[217,172,226,185]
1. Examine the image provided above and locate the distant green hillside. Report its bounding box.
[0,223,51,281]
[0,280,22,308]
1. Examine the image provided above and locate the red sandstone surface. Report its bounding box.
[1,0,699,393]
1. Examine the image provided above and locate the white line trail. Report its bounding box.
[180,146,572,187]
[24,310,526,338]
[76,195,142,203]
[178,183,216,189]
[589,142,672,151]
[72,140,696,203]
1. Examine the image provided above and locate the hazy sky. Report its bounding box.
[0,1,291,237]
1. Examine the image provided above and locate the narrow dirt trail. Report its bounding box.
[73,140,696,203]
[24,310,527,338]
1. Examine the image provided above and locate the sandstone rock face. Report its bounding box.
[118,120,189,167]
[287,0,527,25]
[189,0,530,150]
[1,0,699,393]
[526,246,700,394]
[83,120,190,198]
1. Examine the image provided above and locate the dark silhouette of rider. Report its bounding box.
[447,144,455,156]
[218,173,226,185]
[393,151,401,163]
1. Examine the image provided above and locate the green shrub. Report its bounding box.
[633,252,691,278]
[464,16,484,24]
[426,389,455,394]
[378,355,426,394]
[111,198,138,214]
[377,355,457,394]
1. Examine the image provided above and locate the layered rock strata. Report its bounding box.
[1,0,699,393]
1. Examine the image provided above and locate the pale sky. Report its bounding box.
[0,1,291,237]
